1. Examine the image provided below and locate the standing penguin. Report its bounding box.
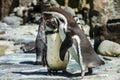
[35,16,47,65]
[38,12,70,74]
[44,7,104,78]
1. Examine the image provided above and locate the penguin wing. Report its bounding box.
[59,32,72,61]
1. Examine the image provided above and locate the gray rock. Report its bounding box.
[2,24,38,43]
[0,22,10,30]
[2,16,23,28]
[64,7,75,16]
[98,40,120,57]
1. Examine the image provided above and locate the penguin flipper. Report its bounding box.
[59,33,72,61]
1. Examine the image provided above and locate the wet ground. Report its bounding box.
[0,24,120,80]
[0,53,120,80]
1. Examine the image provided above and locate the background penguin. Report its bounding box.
[35,17,47,65]
[44,7,105,78]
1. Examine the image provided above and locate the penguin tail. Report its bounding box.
[95,55,105,67]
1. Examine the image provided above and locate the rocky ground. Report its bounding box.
[0,24,120,80]
[0,52,120,80]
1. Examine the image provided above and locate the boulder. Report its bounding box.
[93,0,107,12]
[98,40,120,57]
[0,22,10,30]
[63,7,75,16]
[94,22,120,53]
[0,40,21,55]
[2,16,23,28]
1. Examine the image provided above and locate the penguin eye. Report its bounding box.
[46,20,51,26]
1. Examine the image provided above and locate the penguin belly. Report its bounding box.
[47,33,69,70]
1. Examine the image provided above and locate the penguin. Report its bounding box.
[35,16,47,65]
[43,7,105,78]
[40,12,69,74]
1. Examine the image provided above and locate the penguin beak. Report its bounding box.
[59,32,72,61]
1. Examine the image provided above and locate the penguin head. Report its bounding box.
[43,11,68,32]
[42,12,59,32]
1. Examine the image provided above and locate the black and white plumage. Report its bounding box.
[35,7,104,78]
[35,17,47,65]
[44,7,104,78]
[35,11,69,73]
[44,15,69,72]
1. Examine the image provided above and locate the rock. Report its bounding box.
[0,40,21,55]
[63,7,75,16]
[13,5,28,17]
[19,0,33,6]
[94,0,107,12]
[0,22,10,30]
[2,16,23,28]
[94,23,120,52]
[2,24,38,43]
[50,0,60,7]
[98,40,120,57]
[0,45,7,56]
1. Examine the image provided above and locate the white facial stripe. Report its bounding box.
[72,35,85,71]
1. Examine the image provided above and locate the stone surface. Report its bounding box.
[2,16,23,28]
[98,40,120,56]
[0,23,120,80]
[0,53,120,80]
[1,24,38,43]
[0,24,38,56]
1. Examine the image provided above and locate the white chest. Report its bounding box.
[46,33,69,70]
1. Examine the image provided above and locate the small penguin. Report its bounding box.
[35,16,47,65]
[44,7,105,78]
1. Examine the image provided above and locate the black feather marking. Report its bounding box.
[59,32,72,61]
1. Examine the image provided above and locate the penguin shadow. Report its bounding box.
[16,61,94,77]
[12,71,48,76]
[19,61,35,65]
[20,61,45,65]
[12,69,94,78]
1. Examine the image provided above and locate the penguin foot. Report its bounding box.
[80,68,93,79]
[81,70,85,79]
[62,70,68,74]
[62,70,72,77]
[85,68,93,75]
[47,69,54,76]
[53,70,58,73]
[88,68,93,74]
